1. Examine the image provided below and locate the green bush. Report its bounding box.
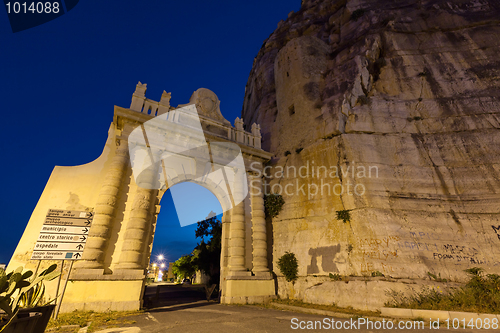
[264,193,285,218]
[278,252,298,282]
[336,210,351,223]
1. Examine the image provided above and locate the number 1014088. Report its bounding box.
[5,2,60,14]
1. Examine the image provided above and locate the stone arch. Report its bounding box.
[6,84,275,313]
[160,177,231,215]
[144,179,224,282]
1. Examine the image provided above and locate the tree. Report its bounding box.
[172,254,197,280]
[192,216,222,286]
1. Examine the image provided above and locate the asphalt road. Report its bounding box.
[95,284,483,333]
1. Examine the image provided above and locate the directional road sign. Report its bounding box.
[31,209,94,260]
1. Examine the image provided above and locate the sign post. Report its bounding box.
[31,209,94,319]
[31,209,93,261]
[52,260,64,318]
[54,260,73,320]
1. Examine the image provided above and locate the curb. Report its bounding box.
[381,307,500,322]
[269,303,500,324]
[269,303,389,322]
[92,328,140,333]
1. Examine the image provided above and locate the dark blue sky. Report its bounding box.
[0,1,300,264]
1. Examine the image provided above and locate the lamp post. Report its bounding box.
[152,263,158,281]
[156,255,165,282]
[159,263,166,282]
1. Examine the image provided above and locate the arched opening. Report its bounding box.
[144,181,223,307]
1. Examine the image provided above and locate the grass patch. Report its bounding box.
[47,310,140,333]
[329,273,342,281]
[272,299,380,317]
[427,271,447,282]
[386,268,500,314]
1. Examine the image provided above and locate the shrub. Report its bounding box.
[336,210,351,223]
[264,193,285,218]
[278,252,299,282]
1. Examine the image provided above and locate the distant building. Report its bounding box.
[167,262,174,280]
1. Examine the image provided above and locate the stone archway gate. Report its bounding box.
[7,83,275,311]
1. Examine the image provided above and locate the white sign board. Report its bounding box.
[31,209,94,260]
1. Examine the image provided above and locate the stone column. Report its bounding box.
[250,173,269,273]
[227,169,246,273]
[76,139,129,270]
[115,166,157,270]
[219,212,230,296]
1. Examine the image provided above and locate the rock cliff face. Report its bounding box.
[242,0,500,308]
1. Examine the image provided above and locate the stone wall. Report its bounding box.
[242,0,500,309]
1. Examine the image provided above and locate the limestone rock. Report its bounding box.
[242,0,500,309]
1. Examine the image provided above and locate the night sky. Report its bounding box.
[0,1,300,265]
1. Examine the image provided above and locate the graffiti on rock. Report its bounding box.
[492,225,500,241]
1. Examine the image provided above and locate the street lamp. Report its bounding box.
[152,263,160,281]
[157,254,164,261]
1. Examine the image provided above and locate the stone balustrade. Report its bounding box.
[129,82,262,149]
